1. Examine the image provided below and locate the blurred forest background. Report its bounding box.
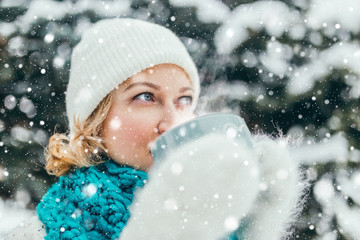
[0,0,360,239]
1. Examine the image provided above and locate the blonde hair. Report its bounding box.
[45,92,113,176]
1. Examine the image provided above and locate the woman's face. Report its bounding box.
[102,64,195,171]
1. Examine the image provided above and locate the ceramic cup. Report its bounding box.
[151,113,253,165]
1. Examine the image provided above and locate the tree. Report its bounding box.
[0,0,359,238]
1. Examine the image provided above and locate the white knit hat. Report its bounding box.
[66,18,200,134]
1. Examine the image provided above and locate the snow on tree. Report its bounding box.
[0,0,359,239]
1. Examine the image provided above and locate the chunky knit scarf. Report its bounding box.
[37,159,148,240]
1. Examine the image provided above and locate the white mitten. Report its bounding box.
[246,136,303,240]
[119,133,260,240]
[5,215,46,240]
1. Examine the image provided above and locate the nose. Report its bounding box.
[157,104,183,135]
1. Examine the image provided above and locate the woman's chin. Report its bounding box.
[133,156,154,172]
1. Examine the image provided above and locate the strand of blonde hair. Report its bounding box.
[45,92,113,176]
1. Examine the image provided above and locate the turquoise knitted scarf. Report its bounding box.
[37,159,148,240]
[37,158,245,240]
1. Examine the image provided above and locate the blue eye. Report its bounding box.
[178,96,192,105]
[134,92,154,102]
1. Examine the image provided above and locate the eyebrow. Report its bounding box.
[124,82,194,93]
[179,87,194,93]
[124,82,160,91]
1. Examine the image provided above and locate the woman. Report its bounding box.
[7,18,303,240]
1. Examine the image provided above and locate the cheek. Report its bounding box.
[180,111,195,122]
[117,115,158,144]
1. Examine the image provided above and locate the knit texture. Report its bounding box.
[37,159,148,240]
[66,18,200,134]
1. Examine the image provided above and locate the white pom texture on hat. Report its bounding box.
[66,18,200,133]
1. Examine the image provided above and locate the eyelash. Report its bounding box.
[133,92,154,102]
[132,92,193,105]
[178,96,193,105]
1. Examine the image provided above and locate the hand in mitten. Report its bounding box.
[5,215,46,240]
[244,136,303,240]
[119,133,260,240]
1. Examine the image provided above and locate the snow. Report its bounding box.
[44,33,55,43]
[14,0,131,33]
[0,0,27,7]
[289,23,307,40]
[345,74,360,99]
[1,0,360,238]
[33,129,49,145]
[241,51,258,68]
[169,0,230,23]
[291,133,348,164]
[16,0,71,31]
[53,56,66,68]
[288,42,360,95]
[225,127,237,139]
[214,1,300,54]
[224,216,239,231]
[314,177,335,205]
[10,126,32,142]
[0,197,35,238]
[201,80,251,102]
[349,148,360,163]
[0,120,4,133]
[74,0,131,17]
[19,96,37,118]
[109,118,122,130]
[308,31,324,46]
[4,95,17,110]
[312,180,360,239]
[333,198,360,238]
[7,37,28,58]
[307,0,360,34]
[259,40,293,76]
[0,22,17,37]
[82,183,98,198]
[337,171,360,205]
